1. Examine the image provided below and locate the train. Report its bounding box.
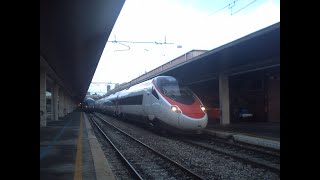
[80,97,96,113]
[95,76,208,134]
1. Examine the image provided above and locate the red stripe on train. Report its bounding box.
[153,81,205,118]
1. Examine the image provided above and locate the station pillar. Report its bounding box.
[59,90,64,118]
[40,69,47,126]
[66,96,71,114]
[52,83,59,120]
[219,73,230,125]
[66,97,69,114]
[64,93,67,115]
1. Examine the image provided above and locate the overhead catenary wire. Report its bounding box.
[231,0,257,15]
[113,42,130,52]
[208,0,258,16]
[108,35,175,52]
[208,0,240,16]
[108,40,174,45]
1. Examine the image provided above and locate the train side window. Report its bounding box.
[103,100,113,106]
[152,87,159,99]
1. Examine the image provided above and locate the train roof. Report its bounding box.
[117,79,153,98]
[83,97,95,102]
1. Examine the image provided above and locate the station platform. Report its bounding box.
[40,111,280,179]
[204,122,280,150]
[40,111,115,180]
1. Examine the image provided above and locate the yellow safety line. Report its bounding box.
[74,112,83,180]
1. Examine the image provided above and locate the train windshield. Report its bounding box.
[154,76,195,105]
[84,98,95,106]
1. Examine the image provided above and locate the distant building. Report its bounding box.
[87,82,117,97]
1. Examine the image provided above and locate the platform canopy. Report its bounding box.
[40,0,125,102]
[170,22,280,85]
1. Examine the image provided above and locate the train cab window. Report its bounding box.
[154,76,195,104]
[152,87,159,99]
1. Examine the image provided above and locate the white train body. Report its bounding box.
[95,93,118,116]
[96,76,208,132]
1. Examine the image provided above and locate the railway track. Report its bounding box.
[88,114,206,179]
[177,136,280,174]
[88,112,280,179]
[197,134,280,157]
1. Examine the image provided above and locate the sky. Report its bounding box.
[89,0,280,94]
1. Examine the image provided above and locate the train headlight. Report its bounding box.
[200,105,206,113]
[171,105,182,114]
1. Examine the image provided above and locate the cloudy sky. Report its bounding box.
[89,0,280,93]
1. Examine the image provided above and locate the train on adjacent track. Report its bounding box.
[80,97,96,113]
[95,76,208,134]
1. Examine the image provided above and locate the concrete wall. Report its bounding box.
[41,56,77,122]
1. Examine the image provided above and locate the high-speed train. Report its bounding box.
[95,76,208,133]
[95,93,118,116]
